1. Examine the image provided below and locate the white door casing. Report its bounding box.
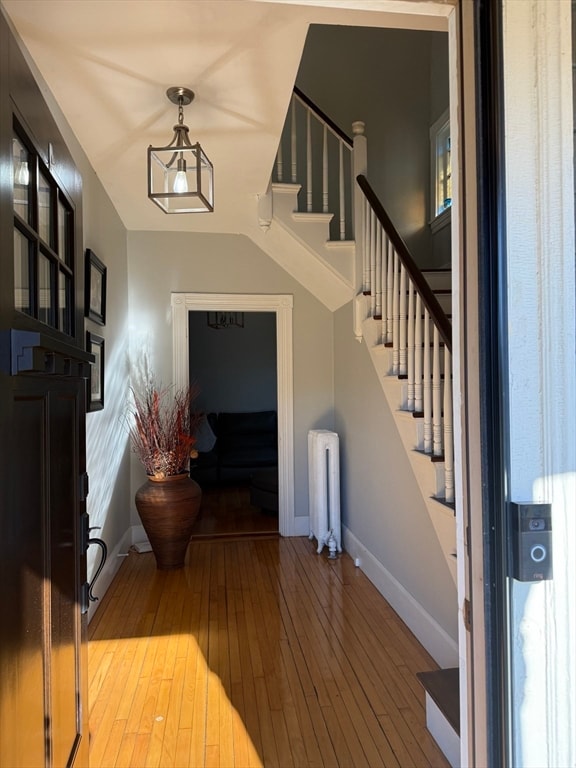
[171,292,295,536]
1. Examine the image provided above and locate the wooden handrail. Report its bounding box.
[293,86,353,147]
[356,174,452,352]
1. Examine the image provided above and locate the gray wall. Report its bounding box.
[297,24,450,268]
[188,311,277,412]
[334,302,457,638]
[127,231,335,521]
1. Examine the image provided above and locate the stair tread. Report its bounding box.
[292,210,333,220]
[325,239,355,249]
[417,667,460,735]
[271,182,301,192]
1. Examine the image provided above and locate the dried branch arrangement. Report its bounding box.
[128,380,202,478]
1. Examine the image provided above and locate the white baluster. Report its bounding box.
[339,142,345,240]
[352,121,367,307]
[306,109,312,212]
[386,241,394,345]
[443,348,454,503]
[380,233,388,341]
[399,265,407,377]
[392,251,400,375]
[423,310,432,453]
[276,135,283,182]
[370,208,376,316]
[375,223,382,323]
[414,293,423,413]
[322,124,328,213]
[291,98,297,184]
[407,280,415,411]
[363,199,370,294]
[432,326,442,456]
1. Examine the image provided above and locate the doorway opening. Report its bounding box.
[188,309,279,538]
[171,292,295,537]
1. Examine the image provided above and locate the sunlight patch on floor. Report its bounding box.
[89,633,263,767]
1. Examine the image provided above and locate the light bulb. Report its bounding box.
[173,170,188,194]
[173,154,188,194]
[16,159,29,186]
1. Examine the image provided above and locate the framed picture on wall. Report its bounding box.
[87,331,105,411]
[85,248,107,325]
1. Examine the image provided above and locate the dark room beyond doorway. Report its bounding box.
[187,311,279,539]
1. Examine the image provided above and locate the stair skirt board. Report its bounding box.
[357,299,457,584]
[342,526,459,669]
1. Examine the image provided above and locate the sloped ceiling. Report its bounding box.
[1,0,449,235]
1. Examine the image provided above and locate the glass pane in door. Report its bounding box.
[38,253,53,326]
[14,229,31,315]
[13,136,31,223]
[58,271,72,335]
[57,199,72,267]
[38,172,52,246]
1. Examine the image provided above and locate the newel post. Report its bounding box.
[352,121,367,340]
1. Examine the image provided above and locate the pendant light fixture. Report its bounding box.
[148,87,214,214]
[206,311,245,330]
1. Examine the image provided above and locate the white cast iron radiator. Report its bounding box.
[308,429,342,557]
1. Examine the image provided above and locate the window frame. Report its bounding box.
[430,108,452,232]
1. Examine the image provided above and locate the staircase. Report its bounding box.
[272,184,456,583]
[267,89,457,584]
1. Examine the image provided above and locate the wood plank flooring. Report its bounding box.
[191,483,279,540]
[88,536,449,767]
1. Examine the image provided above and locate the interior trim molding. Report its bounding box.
[342,525,459,669]
[171,292,295,536]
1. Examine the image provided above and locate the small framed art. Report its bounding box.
[85,249,107,325]
[87,331,105,411]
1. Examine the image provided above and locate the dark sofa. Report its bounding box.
[190,410,278,485]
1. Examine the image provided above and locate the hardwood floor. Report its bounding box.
[191,482,279,540]
[88,533,449,767]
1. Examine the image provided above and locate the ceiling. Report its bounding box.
[1,0,450,235]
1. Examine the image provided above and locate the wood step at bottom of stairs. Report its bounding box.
[417,667,460,734]
[417,667,460,767]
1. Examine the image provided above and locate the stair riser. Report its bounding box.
[272,184,355,286]
[425,696,460,768]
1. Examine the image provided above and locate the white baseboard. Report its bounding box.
[87,527,133,624]
[342,526,458,668]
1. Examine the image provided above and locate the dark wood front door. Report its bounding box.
[0,10,91,766]
[0,366,90,767]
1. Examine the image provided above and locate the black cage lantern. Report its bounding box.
[147,87,214,214]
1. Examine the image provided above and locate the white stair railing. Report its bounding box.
[272,90,454,506]
[357,174,454,504]
[275,87,358,242]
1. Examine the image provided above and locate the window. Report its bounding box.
[430,109,452,231]
[12,120,75,336]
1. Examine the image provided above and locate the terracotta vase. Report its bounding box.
[135,474,202,570]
